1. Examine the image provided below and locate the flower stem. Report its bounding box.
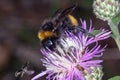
[108,14,120,51]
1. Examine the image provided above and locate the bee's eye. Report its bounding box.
[46,39,53,46]
[42,22,54,31]
[42,38,56,50]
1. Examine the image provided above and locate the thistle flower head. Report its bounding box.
[32,20,111,80]
[93,0,120,21]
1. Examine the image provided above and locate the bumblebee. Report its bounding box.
[38,4,93,50]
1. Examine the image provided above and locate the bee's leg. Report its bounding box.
[67,26,94,37]
[64,26,77,35]
[77,26,95,37]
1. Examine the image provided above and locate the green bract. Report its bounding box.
[85,67,103,80]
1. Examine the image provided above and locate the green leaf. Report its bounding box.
[90,30,101,35]
[108,76,120,80]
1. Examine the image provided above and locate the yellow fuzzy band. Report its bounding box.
[68,15,78,26]
[38,31,56,41]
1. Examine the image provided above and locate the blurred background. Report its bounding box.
[0,0,120,80]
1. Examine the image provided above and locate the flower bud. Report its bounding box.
[85,67,103,80]
[93,0,120,21]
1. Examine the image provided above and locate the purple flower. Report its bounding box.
[32,20,111,80]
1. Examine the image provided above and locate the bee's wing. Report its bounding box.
[60,4,77,18]
[52,4,77,22]
[51,4,77,29]
[15,70,22,77]
[22,62,29,68]
[52,8,63,18]
[26,70,35,75]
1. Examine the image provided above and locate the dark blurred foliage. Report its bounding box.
[0,0,119,80]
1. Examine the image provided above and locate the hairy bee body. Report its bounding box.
[38,4,93,50]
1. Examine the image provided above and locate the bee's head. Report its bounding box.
[42,37,58,51]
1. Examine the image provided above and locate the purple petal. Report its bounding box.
[31,70,48,80]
